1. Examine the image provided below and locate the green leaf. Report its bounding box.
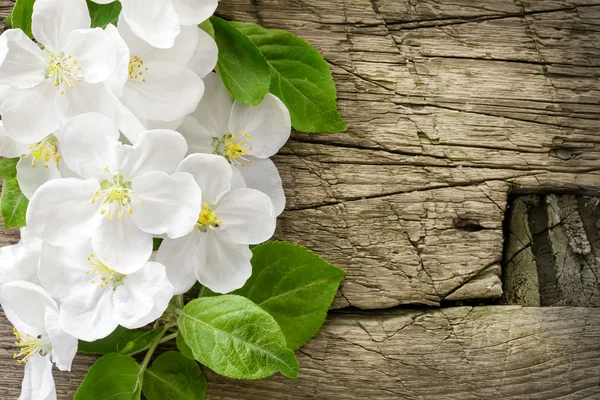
[176,332,194,360]
[143,351,207,400]
[8,0,35,37]
[0,158,19,179]
[78,327,135,355]
[86,0,122,28]
[199,19,214,39]
[1,177,28,228]
[232,22,346,133]
[153,237,163,251]
[179,295,299,380]
[210,17,271,106]
[74,354,140,400]
[118,329,162,356]
[235,242,345,349]
[4,15,12,26]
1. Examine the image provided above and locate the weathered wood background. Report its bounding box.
[1,0,600,398]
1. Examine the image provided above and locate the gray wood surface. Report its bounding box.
[2,306,599,399]
[502,195,600,306]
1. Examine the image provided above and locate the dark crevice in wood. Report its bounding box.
[528,196,561,306]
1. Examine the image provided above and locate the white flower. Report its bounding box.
[156,153,276,294]
[26,113,202,274]
[91,0,218,49]
[104,15,216,142]
[0,123,76,199]
[0,281,78,400]
[0,228,42,285]
[0,0,123,144]
[179,73,291,216]
[38,239,174,342]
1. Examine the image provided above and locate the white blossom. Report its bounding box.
[156,153,276,294]
[180,73,291,216]
[0,228,42,285]
[0,0,124,144]
[0,281,78,400]
[103,14,216,142]
[91,0,218,49]
[26,113,202,274]
[38,240,174,342]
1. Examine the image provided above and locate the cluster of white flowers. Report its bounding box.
[0,0,291,398]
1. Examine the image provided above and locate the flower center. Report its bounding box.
[212,132,253,167]
[46,51,82,95]
[23,135,61,169]
[129,56,148,83]
[13,328,51,364]
[86,254,126,289]
[91,173,142,219]
[196,202,222,231]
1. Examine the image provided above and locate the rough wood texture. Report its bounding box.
[215,0,600,308]
[1,306,599,399]
[502,194,600,306]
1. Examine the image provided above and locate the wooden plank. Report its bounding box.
[502,194,600,306]
[215,0,600,308]
[0,0,599,308]
[1,306,599,399]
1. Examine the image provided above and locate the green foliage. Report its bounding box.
[87,0,122,28]
[143,351,207,400]
[199,19,214,39]
[179,295,299,380]
[232,22,346,133]
[78,326,149,355]
[153,237,163,251]
[0,158,18,179]
[118,329,162,356]
[176,332,195,360]
[209,242,345,349]
[6,0,35,37]
[1,176,28,229]
[210,17,271,106]
[74,354,141,400]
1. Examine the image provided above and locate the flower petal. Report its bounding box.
[0,122,29,157]
[185,72,233,138]
[125,61,204,122]
[19,354,56,400]
[0,242,40,285]
[45,309,77,372]
[177,153,232,204]
[236,157,286,216]
[91,214,153,274]
[2,81,61,144]
[0,29,46,89]
[118,129,187,180]
[143,25,200,66]
[186,28,218,79]
[113,261,173,328]
[27,178,104,246]
[178,115,215,155]
[38,241,95,302]
[55,82,115,125]
[59,112,120,180]
[17,156,63,199]
[228,94,291,158]
[59,285,118,341]
[0,281,58,337]
[172,0,218,25]
[32,0,91,52]
[215,188,276,244]
[103,24,130,97]
[155,231,201,295]
[130,171,201,238]
[195,230,252,294]
[63,28,116,84]
[121,0,180,49]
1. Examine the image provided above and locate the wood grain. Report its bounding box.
[1,306,599,399]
